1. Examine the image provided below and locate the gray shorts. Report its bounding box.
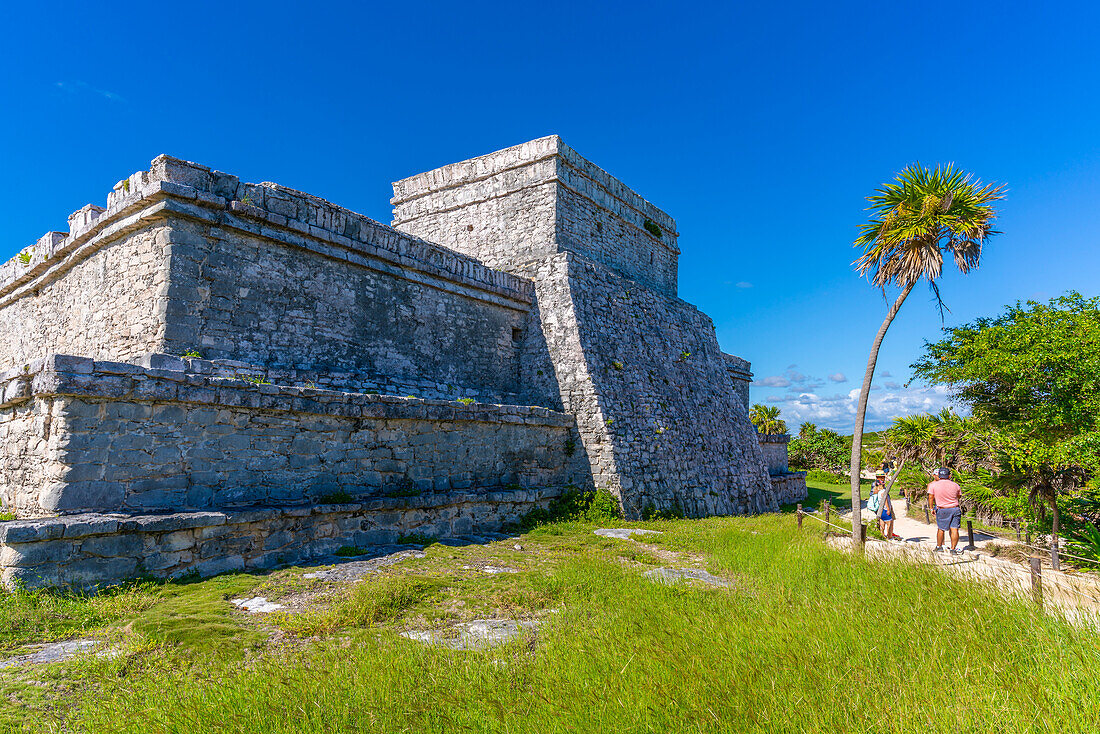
[936,507,962,530]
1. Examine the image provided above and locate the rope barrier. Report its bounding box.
[801,512,850,534]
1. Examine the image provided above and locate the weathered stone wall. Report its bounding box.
[723,354,752,410]
[0,356,576,518]
[0,488,557,589]
[0,217,170,371]
[0,398,61,517]
[0,155,539,404]
[519,251,775,517]
[391,135,679,296]
[757,433,791,475]
[756,433,808,505]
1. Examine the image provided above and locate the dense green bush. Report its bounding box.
[789,424,847,473]
[521,486,622,527]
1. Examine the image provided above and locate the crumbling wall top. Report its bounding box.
[1,155,533,307]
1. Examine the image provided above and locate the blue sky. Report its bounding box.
[3,1,1099,432]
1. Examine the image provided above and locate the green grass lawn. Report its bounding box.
[1,514,1098,733]
[800,477,873,510]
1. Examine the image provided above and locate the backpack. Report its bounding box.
[867,491,882,513]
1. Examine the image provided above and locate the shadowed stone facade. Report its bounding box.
[0,136,803,587]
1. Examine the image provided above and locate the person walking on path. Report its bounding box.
[928,468,963,555]
[871,473,901,540]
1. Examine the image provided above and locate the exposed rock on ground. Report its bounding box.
[594,528,664,540]
[643,567,733,588]
[301,546,428,582]
[400,619,541,650]
[0,639,100,669]
[231,597,285,614]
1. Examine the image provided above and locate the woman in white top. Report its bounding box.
[872,473,901,540]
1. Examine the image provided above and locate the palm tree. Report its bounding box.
[848,165,1004,549]
[749,404,787,435]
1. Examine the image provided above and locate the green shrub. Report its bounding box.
[643,219,662,238]
[521,487,622,528]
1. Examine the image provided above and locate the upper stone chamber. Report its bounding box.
[392,135,679,298]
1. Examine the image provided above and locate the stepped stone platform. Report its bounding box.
[0,136,803,588]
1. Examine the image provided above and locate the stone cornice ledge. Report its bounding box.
[0,354,574,428]
[0,486,563,544]
[0,156,534,310]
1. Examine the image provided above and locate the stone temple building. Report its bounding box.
[0,136,805,587]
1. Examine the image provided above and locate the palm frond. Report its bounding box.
[854,163,1005,293]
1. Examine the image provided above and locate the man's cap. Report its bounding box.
[936,467,951,479]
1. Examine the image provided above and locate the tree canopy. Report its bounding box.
[789,423,847,473]
[912,292,1100,479]
[749,404,787,435]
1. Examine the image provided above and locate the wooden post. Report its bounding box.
[1026,526,1032,547]
[860,523,867,544]
[824,500,831,528]
[966,520,975,550]
[1015,520,1021,542]
[1030,556,1043,606]
[797,504,803,530]
[924,503,931,524]
[1051,540,1060,572]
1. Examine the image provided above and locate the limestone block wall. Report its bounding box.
[0,356,577,518]
[163,214,529,402]
[0,488,558,589]
[757,433,808,505]
[757,434,792,475]
[391,135,680,297]
[0,217,170,371]
[723,354,752,410]
[0,154,539,403]
[520,251,775,518]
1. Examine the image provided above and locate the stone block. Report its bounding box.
[0,520,65,544]
[64,556,139,586]
[81,533,144,558]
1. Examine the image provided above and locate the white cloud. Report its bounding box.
[880,370,892,378]
[828,373,847,383]
[736,281,753,288]
[757,375,791,388]
[767,384,959,433]
[884,381,901,389]
[55,81,126,103]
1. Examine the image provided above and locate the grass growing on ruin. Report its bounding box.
[17,515,1094,734]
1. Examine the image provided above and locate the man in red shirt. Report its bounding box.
[927,467,964,555]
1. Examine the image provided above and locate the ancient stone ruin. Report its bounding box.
[0,136,805,587]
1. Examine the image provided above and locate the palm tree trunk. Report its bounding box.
[850,282,916,549]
